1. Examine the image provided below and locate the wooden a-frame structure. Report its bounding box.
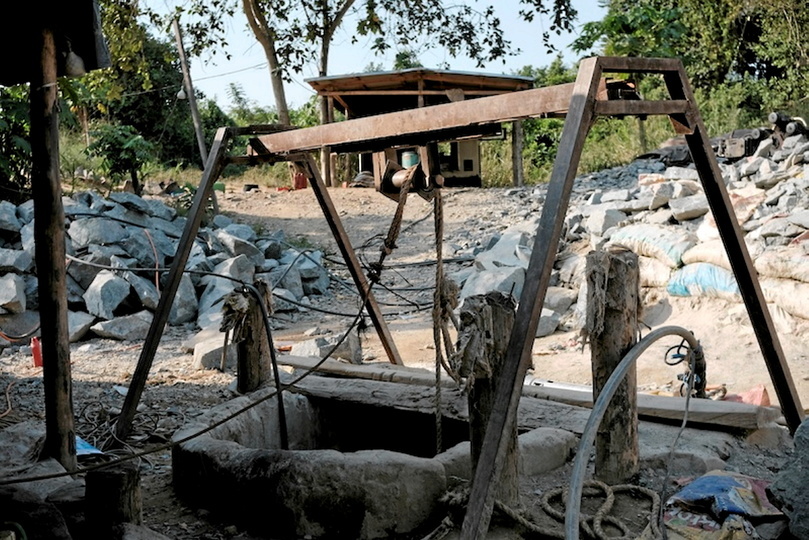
[112,56,804,535]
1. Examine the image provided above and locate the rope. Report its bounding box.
[432,188,445,454]
[0,381,15,420]
[425,480,661,540]
[367,166,416,285]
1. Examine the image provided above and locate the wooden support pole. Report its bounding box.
[115,128,232,441]
[585,250,640,484]
[461,57,603,539]
[297,155,405,366]
[233,281,273,393]
[86,461,142,537]
[461,292,520,507]
[31,24,76,472]
[661,65,804,434]
[511,120,524,187]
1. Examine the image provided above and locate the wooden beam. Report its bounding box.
[461,56,604,539]
[115,128,233,441]
[594,99,690,116]
[596,56,684,74]
[31,24,76,471]
[295,155,405,366]
[256,82,582,154]
[318,89,517,97]
[663,66,804,434]
[275,356,781,431]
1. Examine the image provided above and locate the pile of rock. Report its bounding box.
[450,132,809,336]
[0,190,332,347]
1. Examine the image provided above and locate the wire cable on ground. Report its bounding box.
[565,326,702,540]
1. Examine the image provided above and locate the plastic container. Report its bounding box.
[31,337,42,367]
[401,151,419,168]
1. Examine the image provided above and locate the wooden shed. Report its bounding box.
[306,68,534,187]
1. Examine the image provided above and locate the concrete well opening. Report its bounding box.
[171,385,467,539]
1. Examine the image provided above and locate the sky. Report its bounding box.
[185,1,607,111]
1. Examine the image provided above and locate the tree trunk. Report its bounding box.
[585,250,640,484]
[243,0,290,125]
[458,292,519,507]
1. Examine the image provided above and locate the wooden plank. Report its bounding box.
[256,83,580,154]
[461,56,604,540]
[596,56,684,74]
[296,155,404,366]
[31,25,76,471]
[594,99,690,116]
[319,89,517,97]
[276,356,778,431]
[663,66,804,434]
[114,128,233,441]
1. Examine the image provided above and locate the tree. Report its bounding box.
[86,124,155,194]
[0,86,33,204]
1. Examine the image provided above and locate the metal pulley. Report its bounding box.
[374,144,444,202]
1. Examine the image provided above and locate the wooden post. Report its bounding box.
[459,292,519,507]
[86,462,142,537]
[511,120,524,187]
[233,281,273,393]
[461,57,603,540]
[31,24,76,472]
[115,128,232,442]
[584,250,640,484]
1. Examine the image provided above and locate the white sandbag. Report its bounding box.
[760,277,809,320]
[754,246,809,283]
[608,224,697,268]
[666,263,741,301]
[639,255,672,288]
[681,240,731,270]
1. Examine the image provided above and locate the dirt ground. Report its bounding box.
[0,181,805,539]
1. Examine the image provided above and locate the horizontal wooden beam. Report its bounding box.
[319,89,514,97]
[276,355,780,431]
[594,99,690,116]
[255,82,585,155]
[597,56,684,74]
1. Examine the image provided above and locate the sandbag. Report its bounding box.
[608,224,697,268]
[639,255,672,288]
[760,277,809,320]
[681,240,731,270]
[667,263,741,301]
[754,246,809,283]
[681,240,763,271]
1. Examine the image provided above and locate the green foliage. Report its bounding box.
[0,86,32,203]
[572,3,686,58]
[393,50,423,70]
[86,124,155,192]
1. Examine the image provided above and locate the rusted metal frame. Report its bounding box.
[294,154,405,367]
[255,82,581,154]
[594,99,690,116]
[460,57,604,539]
[663,66,804,434]
[114,127,233,441]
